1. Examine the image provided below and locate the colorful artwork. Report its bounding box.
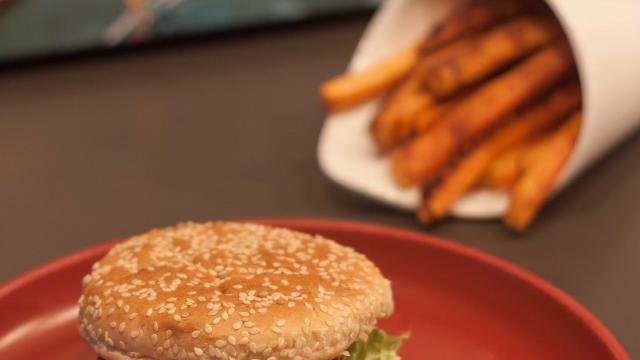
[0,0,378,63]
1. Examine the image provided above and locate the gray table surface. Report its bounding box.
[0,13,638,358]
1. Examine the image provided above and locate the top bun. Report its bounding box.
[78,222,393,360]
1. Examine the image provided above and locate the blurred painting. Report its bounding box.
[0,0,378,63]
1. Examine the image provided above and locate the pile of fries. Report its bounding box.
[320,0,583,230]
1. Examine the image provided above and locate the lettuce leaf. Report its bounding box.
[341,328,409,360]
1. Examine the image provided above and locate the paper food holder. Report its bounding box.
[317,0,640,219]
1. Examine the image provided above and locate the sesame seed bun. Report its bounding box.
[78,222,394,360]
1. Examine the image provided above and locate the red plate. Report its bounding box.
[0,219,629,360]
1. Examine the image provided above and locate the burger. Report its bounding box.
[78,221,407,359]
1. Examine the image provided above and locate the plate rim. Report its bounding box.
[0,218,630,360]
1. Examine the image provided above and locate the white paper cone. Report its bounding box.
[317,0,640,219]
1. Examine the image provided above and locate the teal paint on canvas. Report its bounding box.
[0,0,124,59]
[0,0,377,63]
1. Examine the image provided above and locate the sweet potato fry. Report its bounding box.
[423,16,562,99]
[417,82,581,223]
[503,111,582,230]
[392,42,575,188]
[483,140,534,189]
[414,100,455,133]
[421,0,536,53]
[320,0,539,112]
[319,46,419,111]
[372,36,480,151]
[374,88,466,152]
[371,77,433,151]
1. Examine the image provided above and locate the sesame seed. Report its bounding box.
[207,345,216,357]
[193,347,203,356]
[228,335,237,345]
[215,339,226,348]
[191,331,200,339]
